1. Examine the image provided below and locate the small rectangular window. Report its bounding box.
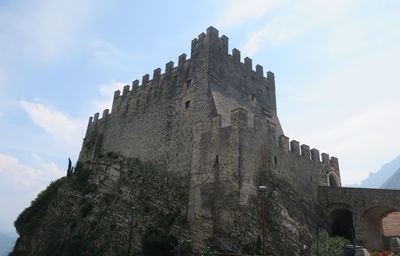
[185,100,191,109]
[186,79,192,89]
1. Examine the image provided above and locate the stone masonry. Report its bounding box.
[78,27,400,251]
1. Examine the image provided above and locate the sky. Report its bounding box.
[0,0,400,234]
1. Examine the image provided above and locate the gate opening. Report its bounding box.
[331,209,354,242]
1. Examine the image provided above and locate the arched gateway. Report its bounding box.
[330,208,354,241]
[319,187,400,250]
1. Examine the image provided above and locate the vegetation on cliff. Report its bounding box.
[14,177,66,237]
[11,153,336,256]
[11,154,190,256]
[310,229,350,256]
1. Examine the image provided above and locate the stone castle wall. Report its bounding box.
[79,34,217,176]
[78,26,341,250]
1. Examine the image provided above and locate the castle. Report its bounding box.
[78,27,400,253]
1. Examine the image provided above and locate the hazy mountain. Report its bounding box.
[0,233,16,256]
[381,167,400,189]
[359,155,400,188]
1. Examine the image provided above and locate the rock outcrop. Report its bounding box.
[11,154,323,255]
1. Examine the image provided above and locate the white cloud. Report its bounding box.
[0,0,93,62]
[340,168,370,186]
[243,20,303,55]
[20,100,85,146]
[0,67,9,105]
[91,79,126,112]
[322,23,367,57]
[242,0,356,56]
[280,44,400,186]
[87,40,127,69]
[0,154,35,188]
[0,153,64,189]
[0,153,64,232]
[296,0,355,25]
[32,154,65,181]
[216,0,280,28]
[300,102,400,185]
[85,40,147,70]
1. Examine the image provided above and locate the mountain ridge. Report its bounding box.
[381,167,400,189]
[359,155,400,188]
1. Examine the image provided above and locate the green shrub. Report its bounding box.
[310,229,351,256]
[201,248,213,256]
[106,151,119,159]
[254,233,263,255]
[66,216,78,231]
[71,162,94,193]
[80,200,94,217]
[142,227,177,256]
[73,162,90,184]
[110,223,117,231]
[177,239,193,256]
[36,233,100,256]
[14,177,66,236]
[82,183,98,195]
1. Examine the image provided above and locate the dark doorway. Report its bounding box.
[331,209,354,242]
[329,175,338,187]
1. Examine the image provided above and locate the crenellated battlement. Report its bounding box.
[106,58,193,117]
[86,27,278,133]
[225,46,274,81]
[220,107,339,170]
[87,108,111,126]
[112,60,187,99]
[190,27,274,81]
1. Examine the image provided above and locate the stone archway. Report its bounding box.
[328,172,340,187]
[329,175,338,187]
[319,187,400,250]
[330,208,354,242]
[382,211,400,248]
[362,206,397,250]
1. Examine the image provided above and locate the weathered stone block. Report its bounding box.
[355,248,370,256]
[391,237,400,255]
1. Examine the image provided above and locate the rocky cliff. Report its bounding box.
[11,154,190,256]
[11,154,324,256]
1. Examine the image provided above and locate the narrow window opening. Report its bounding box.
[274,156,278,165]
[186,79,192,89]
[251,95,255,102]
[215,155,219,163]
[185,100,191,109]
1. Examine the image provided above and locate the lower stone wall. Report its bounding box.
[318,186,400,250]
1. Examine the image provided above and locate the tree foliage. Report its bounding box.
[310,229,351,256]
[14,177,66,236]
[66,158,74,177]
[142,227,177,256]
